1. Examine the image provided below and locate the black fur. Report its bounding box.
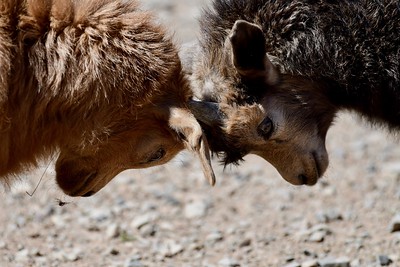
[199,0,400,126]
[191,0,400,166]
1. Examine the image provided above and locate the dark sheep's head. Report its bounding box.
[187,20,336,185]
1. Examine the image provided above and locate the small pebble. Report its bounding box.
[302,260,319,267]
[218,257,240,267]
[350,259,362,267]
[51,216,66,228]
[131,213,157,229]
[15,215,27,227]
[30,248,42,257]
[309,231,326,242]
[184,200,208,219]
[127,254,142,261]
[238,238,251,248]
[125,259,144,267]
[315,209,343,223]
[378,255,393,266]
[64,248,82,262]
[284,262,300,267]
[305,224,331,243]
[206,231,224,244]
[303,250,318,258]
[0,241,7,249]
[108,248,120,256]
[89,209,111,222]
[286,256,296,263]
[318,257,350,267]
[389,214,400,233]
[15,249,29,262]
[158,240,184,258]
[310,224,332,234]
[139,224,157,237]
[188,242,204,251]
[106,223,120,239]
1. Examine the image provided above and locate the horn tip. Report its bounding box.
[207,174,216,186]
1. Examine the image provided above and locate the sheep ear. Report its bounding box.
[229,20,278,85]
[169,107,216,186]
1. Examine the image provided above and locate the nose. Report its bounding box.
[298,174,318,186]
[298,174,307,185]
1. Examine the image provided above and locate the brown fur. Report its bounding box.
[0,0,215,196]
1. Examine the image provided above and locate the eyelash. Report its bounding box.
[148,148,165,163]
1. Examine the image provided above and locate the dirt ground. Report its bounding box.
[1,1,399,267]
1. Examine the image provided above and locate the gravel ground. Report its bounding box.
[1,1,400,267]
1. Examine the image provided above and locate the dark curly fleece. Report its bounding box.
[193,0,399,163]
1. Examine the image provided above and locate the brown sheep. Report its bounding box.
[0,0,216,197]
[185,0,400,186]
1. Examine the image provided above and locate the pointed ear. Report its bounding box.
[229,20,278,85]
[169,107,216,186]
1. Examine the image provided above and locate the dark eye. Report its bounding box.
[257,117,274,139]
[148,148,166,163]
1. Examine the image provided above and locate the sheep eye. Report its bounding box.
[148,148,166,163]
[257,117,274,139]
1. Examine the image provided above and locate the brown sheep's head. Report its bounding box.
[9,0,217,197]
[189,20,336,185]
[55,105,215,197]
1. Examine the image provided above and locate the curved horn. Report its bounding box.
[169,107,216,186]
[188,100,224,127]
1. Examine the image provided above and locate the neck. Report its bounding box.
[322,78,400,129]
[1,93,68,176]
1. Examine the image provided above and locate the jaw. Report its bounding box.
[55,156,115,197]
[255,143,329,186]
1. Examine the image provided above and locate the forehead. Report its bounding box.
[260,97,287,124]
[111,117,174,138]
[97,121,180,160]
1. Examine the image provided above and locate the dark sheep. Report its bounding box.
[185,0,400,185]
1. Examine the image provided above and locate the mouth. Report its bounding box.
[312,151,322,178]
[68,172,98,197]
[55,159,99,197]
[294,152,325,186]
[301,151,327,186]
[55,153,104,197]
[296,173,317,186]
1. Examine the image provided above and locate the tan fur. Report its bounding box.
[0,0,214,196]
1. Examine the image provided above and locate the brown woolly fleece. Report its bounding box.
[0,0,215,196]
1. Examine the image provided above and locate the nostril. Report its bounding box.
[298,174,307,185]
[82,190,96,197]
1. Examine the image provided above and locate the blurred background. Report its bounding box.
[1,1,399,266]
